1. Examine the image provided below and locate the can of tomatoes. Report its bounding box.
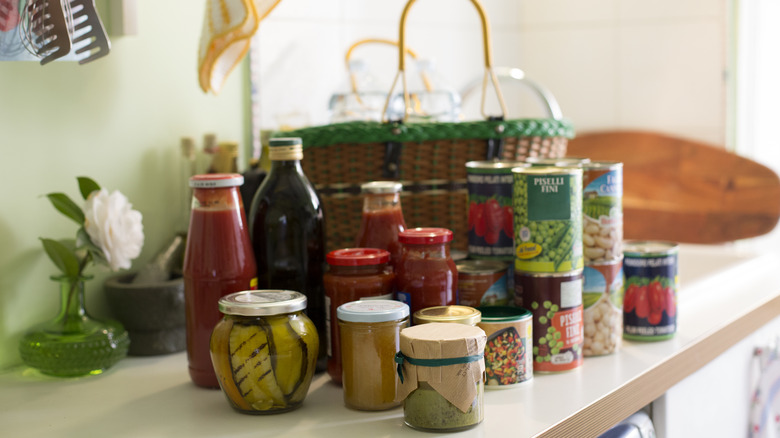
[477,306,533,387]
[515,269,584,373]
[622,241,678,341]
[582,258,623,356]
[513,167,584,273]
[457,260,509,307]
[467,161,529,261]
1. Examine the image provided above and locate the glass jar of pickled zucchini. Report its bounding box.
[209,290,319,414]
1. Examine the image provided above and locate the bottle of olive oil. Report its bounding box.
[248,137,326,368]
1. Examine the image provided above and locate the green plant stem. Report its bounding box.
[63,252,93,327]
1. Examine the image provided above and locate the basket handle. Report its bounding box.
[344,38,433,95]
[382,0,508,122]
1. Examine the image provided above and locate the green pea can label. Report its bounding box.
[582,161,623,264]
[477,306,533,387]
[515,269,584,373]
[513,167,583,273]
[582,258,624,356]
[622,241,679,341]
[467,161,529,261]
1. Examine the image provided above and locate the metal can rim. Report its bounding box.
[623,240,679,256]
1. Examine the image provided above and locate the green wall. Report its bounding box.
[0,1,248,369]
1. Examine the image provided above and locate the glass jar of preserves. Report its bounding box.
[413,305,481,326]
[355,181,407,270]
[396,228,457,315]
[396,323,487,432]
[183,173,257,388]
[337,300,409,411]
[210,290,319,414]
[323,248,395,384]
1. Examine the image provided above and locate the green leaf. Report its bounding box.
[77,228,106,263]
[77,177,101,200]
[46,193,84,225]
[40,238,80,278]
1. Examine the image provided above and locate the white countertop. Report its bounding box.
[2,244,780,437]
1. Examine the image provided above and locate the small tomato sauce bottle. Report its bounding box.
[355,181,407,271]
[396,228,458,316]
[323,248,395,384]
[183,174,257,388]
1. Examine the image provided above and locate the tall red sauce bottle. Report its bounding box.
[355,181,406,271]
[183,174,257,388]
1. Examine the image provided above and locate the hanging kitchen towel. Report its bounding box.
[198,0,281,94]
[750,340,780,438]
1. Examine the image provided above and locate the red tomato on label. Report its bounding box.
[473,203,486,237]
[468,202,478,231]
[484,199,503,234]
[648,309,663,325]
[624,284,638,313]
[635,285,650,319]
[648,281,664,312]
[503,206,513,238]
[485,230,500,245]
[664,286,676,318]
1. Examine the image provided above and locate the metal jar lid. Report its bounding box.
[361,181,403,194]
[337,300,410,323]
[413,305,481,325]
[189,173,244,188]
[326,248,390,266]
[398,227,453,245]
[218,290,307,316]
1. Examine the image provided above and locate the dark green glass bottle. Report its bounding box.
[248,137,326,367]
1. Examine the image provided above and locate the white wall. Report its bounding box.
[253,0,729,146]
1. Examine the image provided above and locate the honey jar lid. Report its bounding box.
[337,300,410,323]
[218,290,306,316]
[413,305,481,325]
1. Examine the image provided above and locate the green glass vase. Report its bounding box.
[18,275,130,377]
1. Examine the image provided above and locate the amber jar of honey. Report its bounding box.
[337,300,410,411]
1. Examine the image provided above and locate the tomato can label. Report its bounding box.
[515,270,584,372]
[582,161,623,264]
[467,161,529,261]
[622,241,678,341]
[582,258,623,356]
[457,260,509,306]
[513,167,584,273]
[477,306,533,387]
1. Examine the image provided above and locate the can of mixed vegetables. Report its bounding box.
[477,306,533,387]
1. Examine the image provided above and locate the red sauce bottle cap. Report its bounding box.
[326,248,391,266]
[398,227,453,245]
[189,173,244,188]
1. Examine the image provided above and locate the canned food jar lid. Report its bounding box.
[525,156,591,166]
[477,306,531,322]
[337,300,410,323]
[623,240,679,256]
[512,166,583,176]
[414,305,481,325]
[189,173,244,188]
[326,248,390,266]
[582,160,623,170]
[466,160,530,170]
[268,137,302,147]
[398,227,453,244]
[361,181,403,194]
[457,260,508,275]
[218,290,307,316]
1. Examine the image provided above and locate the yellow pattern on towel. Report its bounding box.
[198,0,282,94]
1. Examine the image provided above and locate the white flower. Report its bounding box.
[83,189,144,271]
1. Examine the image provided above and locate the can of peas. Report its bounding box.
[513,167,584,273]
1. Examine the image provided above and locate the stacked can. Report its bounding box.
[580,161,624,357]
[465,161,528,304]
[512,166,584,373]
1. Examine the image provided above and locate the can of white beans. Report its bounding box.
[582,257,623,356]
